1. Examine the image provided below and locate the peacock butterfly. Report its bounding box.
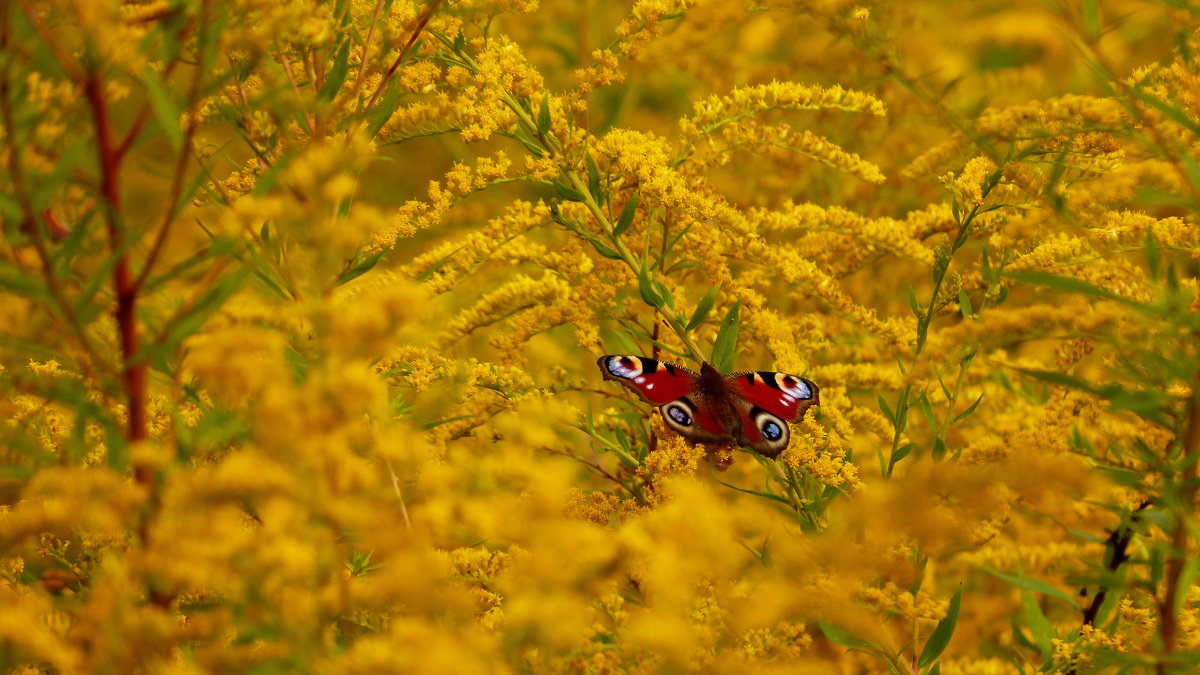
[597,354,819,459]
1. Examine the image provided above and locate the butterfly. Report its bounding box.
[597,354,819,459]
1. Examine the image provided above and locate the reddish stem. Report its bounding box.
[363,0,443,111]
[83,71,147,447]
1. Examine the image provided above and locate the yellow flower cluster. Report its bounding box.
[681,81,886,140]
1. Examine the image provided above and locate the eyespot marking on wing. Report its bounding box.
[661,398,698,434]
[750,407,790,453]
[664,403,693,427]
[761,420,784,441]
[603,355,643,378]
[762,372,813,400]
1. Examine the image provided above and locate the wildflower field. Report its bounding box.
[4,0,1200,672]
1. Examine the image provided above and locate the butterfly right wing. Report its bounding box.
[726,370,820,458]
[596,355,728,444]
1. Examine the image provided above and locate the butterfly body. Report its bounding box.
[597,355,819,458]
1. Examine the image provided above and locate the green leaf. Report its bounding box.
[984,568,1080,608]
[890,442,914,466]
[980,247,993,283]
[0,194,22,224]
[552,180,585,203]
[918,586,962,669]
[0,259,49,297]
[259,221,273,250]
[586,154,604,206]
[146,268,249,365]
[336,250,384,285]
[907,284,921,316]
[714,477,792,505]
[140,68,183,151]
[636,263,664,308]
[1002,270,1141,308]
[651,220,694,270]
[758,537,772,567]
[686,283,720,331]
[317,39,352,103]
[952,393,985,423]
[652,279,674,309]
[367,81,401,137]
[1014,368,1104,396]
[932,436,947,460]
[1145,228,1160,280]
[603,326,642,358]
[916,393,936,429]
[588,238,623,260]
[537,94,551,137]
[613,194,638,237]
[1081,0,1102,41]
[957,288,973,317]
[817,620,876,650]
[894,388,910,434]
[877,394,896,424]
[284,347,309,383]
[505,127,544,157]
[1175,555,1200,615]
[1021,589,1053,659]
[1105,389,1169,425]
[710,301,741,374]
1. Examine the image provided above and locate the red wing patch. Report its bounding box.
[728,371,819,422]
[597,355,698,406]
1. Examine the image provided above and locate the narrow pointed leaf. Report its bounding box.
[552,181,585,203]
[714,478,792,504]
[1021,589,1054,659]
[686,283,720,331]
[957,288,974,317]
[537,94,551,136]
[817,620,876,650]
[877,394,896,424]
[613,195,638,237]
[586,154,604,206]
[1003,270,1143,308]
[918,586,962,669]
[952,393,986,423]
[368,81,401,137]
[984,568,1079,608]
[140,69,183,150]
[317,40,352,103]
[637,263,663,308]
[710,301,741,373]
[588,238,623,260]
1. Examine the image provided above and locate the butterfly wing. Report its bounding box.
[597,355,729,444]
[725,370,820,458]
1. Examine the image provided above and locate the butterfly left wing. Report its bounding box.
[725,370,820,458]
[597,355,697,405]
[597,355,730,444]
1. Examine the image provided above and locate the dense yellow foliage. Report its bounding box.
[3,0,1200,672]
